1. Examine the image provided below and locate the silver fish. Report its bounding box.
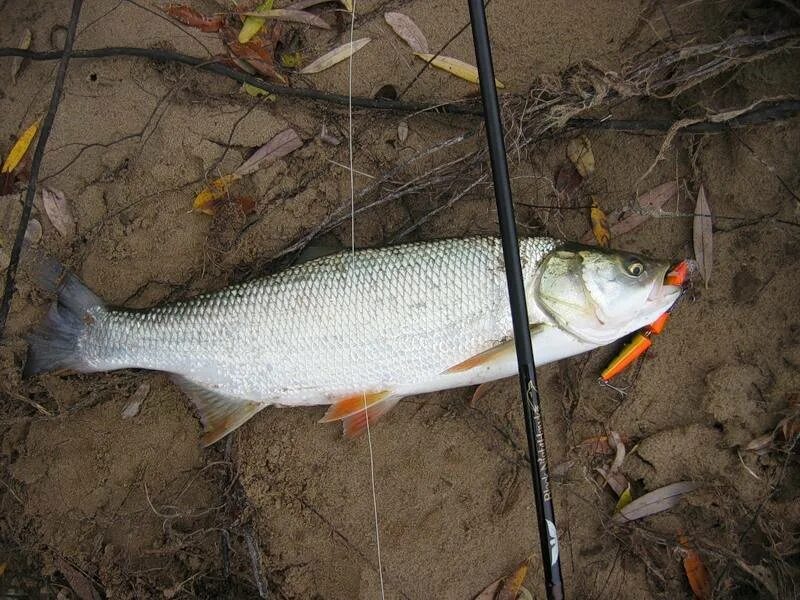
[25,237,681,443]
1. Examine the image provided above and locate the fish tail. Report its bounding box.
[24,257,104,377]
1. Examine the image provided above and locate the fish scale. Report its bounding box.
[79,237,557,403]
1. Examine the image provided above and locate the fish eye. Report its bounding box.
[624,258,645,277]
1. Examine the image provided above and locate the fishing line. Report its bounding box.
[347,2,386,598]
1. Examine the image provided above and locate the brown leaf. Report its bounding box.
[42,187,75,238]
[596,466,628,497]
[163,4,225,32]
[236,196,257,215]
[578,433,631,455]
[11,28,32,84]
[679,535,712,600]
[580,181,678,243]
[384,12,429,53]
[590,197,610,248]
[236,128,302,176]
[613,481,700,524]
[693,185,712,287]
[55,558,101,600]
[470,382,493,407]
[554,162,581,197]
[222,26,286,82]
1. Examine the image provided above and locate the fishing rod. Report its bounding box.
[466,2,565,599]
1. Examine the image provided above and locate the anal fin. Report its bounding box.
[320,390,392,422]
[172,376,266,447]
[342,397,401,438]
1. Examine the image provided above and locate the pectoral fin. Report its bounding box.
[320,390,393,422]
[444,324,545,374]
[172,376,266,447]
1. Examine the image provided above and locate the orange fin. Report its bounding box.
[445,324,543,374]
[172,376,266,447]
[343,397,401,438]
[320,390,392,422]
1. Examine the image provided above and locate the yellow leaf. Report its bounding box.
[242,82,276,100]
[281,51,303,68]
[495,560,528,600]
[2,118,40,173]
[566,135,594,178]
[614,484,633,513]
[413,53,504,88]
[300,38,371,74]
[590,197,610,248]
[238,0,274,43]
[339,0,353,11]
[193,174,240,215]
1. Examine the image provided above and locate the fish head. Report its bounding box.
[535,244,682,344]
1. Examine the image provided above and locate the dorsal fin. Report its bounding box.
[172,376,266,446]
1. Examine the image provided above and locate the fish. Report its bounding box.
[24,237,682,445]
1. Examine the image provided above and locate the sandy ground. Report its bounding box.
[1,0,799,598]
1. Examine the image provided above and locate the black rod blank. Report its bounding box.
[466,2,564,598]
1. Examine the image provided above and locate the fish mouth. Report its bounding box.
[648,260,687,305]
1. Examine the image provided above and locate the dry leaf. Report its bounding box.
[470,382,493,407]
[580,181,678,243]
[614,485,633,513]
[122,382,150,419]
[397,121,409,143]
[566,135,594,178]
[42,187,75,238]
[578,433,631,455]
[596,466,628,496]
[24,219,42,245]
[554,162,581,197]
[339,0,353,11]
[384,12,429,53]
[590,197,610,248]
[12,28,32,84]
[236,196,257,215]
[495,560,528,600]
[243,9,331,29]
[193,174,240,215]
[281,51,303,68]
[163,4,225,32]
[473,559,529,600]
[745,433,774,454]
[238,0,273,43]
[242,82,276,99]
[413,53,504,88]
[679,535,712,600]
[223,25,286,82]
[608,430,626,473]
[235,128,302,176]
[56,558,101,600]
[2,118,40,174]
[693,185,712,287]
[300,38,371,74]
[613,481,700,524]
